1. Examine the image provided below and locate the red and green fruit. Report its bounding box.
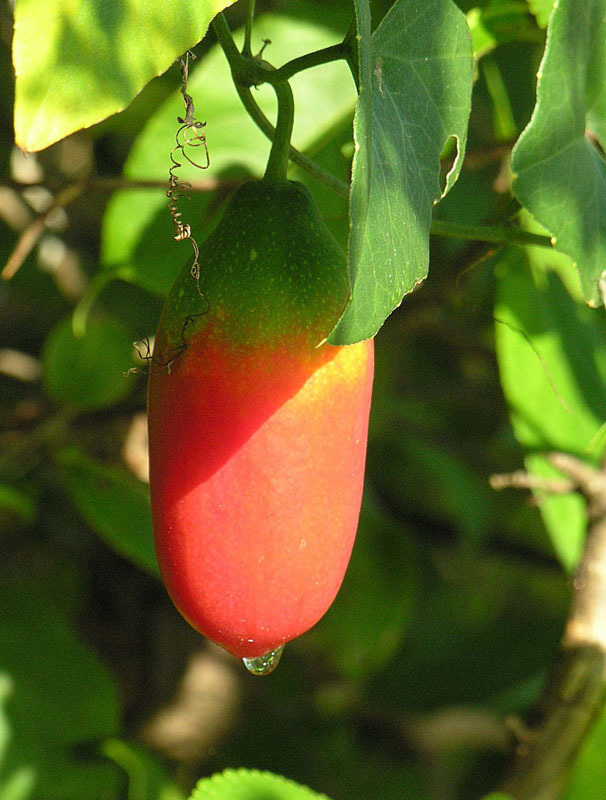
[147,179,373,664]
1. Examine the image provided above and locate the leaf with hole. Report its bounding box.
[330,0,474,343]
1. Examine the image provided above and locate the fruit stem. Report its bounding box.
[212,13,350,195]
[262,79,295,182]
[234,84,349,196]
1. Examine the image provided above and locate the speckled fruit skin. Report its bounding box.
[147,179,373,659]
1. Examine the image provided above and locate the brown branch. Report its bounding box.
[495,454,606,800]
[2,183,82,280]
[1,176,236,282]
[489,470,574,494]
[0,175,225,195]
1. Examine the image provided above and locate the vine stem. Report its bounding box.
[494,454,606,800]
[211,14,554,251]
[212,13,242,71]
[263,41,351,84]
[242,0,255,57]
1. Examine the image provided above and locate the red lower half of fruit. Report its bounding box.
[148,338,374,658]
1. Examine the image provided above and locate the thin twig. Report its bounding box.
[0,177,228,283]
[1,177,223,194]
[1,184,83,280]
[489,470,574,494]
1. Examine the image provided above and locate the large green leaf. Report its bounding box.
[13,0,236,151]
[100,12,357,297]
[495,250,606,456]
[56,448,158,577]
[189,769,332,800]
[0,570,120,799]
[330,0,474,343]
[494,247,606,569]
[339,0,371,336]
[511,0,606,307]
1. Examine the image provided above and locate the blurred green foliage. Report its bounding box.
[1,1,606,800]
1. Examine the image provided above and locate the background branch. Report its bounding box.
[496,454,606,800]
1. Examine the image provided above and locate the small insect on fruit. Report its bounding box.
[147,179,373,674]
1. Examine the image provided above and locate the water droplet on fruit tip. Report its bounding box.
[242,645,284,676]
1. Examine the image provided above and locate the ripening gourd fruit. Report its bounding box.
[147,178,373,670]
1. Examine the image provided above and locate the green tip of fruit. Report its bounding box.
[155,179,350,362]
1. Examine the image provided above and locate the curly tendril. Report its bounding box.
[167,51,210,293]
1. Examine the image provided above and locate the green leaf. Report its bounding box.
[100,12,357,297]
[0,675,35,800]
[526,0,554,28]
[13,0,236,152]
[0,570,120,799]
[563,707,606,800]
[189,769,332,800]
[480,794,515,800]
[494,247,606,569]
[467,7,499,59]
[330,0,474,343]
[511,0,606,307]
[494,249,606,456]
[0,485,35,525]
[56,448,158,577]
[101,739,185,800]
[312,493,417,681]
[467,2,543,60]
[42,315,136,410]
[524,453,586,571]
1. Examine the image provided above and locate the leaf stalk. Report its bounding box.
[429,219,553,249]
